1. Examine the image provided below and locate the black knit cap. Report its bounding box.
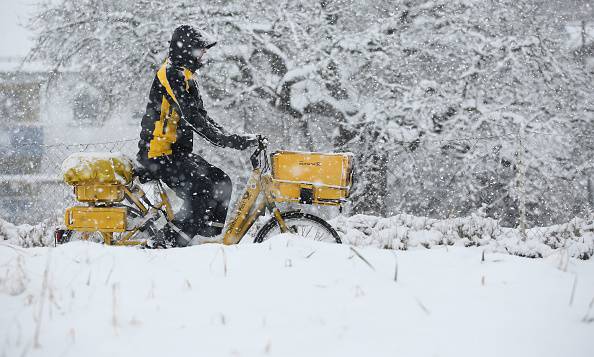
[169,25,217,72]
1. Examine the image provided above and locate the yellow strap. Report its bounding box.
[157,64,178,105]
[156,62,194,106]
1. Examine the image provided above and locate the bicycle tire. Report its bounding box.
[254,211,341,244]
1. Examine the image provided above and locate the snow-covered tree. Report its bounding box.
[342,0,594,225]
[27,0,594,224]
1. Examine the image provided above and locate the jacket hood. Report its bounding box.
[169,25,217,72]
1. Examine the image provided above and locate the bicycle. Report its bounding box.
[56,137,354,246]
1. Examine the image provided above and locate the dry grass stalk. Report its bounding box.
[112,283,119,335]
[221,247,228,277]
[415,297,431,315]
[582,296,594,323]
[349,247,375,271]
[393,252,398,282]
[33,252,51,349]
[104,259,115,285]
[569,274,578,307]
[147,280,156,300]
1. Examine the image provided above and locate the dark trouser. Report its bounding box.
[139,152,232,238]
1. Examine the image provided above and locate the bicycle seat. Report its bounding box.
[134,166,160,184]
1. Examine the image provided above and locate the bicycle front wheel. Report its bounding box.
[254,211,341,244]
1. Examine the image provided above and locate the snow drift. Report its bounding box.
[332,214,594,260]
[1,213,593,259]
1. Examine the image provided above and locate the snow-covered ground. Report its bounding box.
[1,235,593,357]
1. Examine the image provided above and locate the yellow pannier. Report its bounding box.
[65,206,127,232]
[62,153,134,185]
[62,153,134,203]
[74,184,125,203]
[271,151,354,206]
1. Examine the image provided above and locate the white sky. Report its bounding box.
[0,1,36,57]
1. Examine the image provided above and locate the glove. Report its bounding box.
[242,134,259,149]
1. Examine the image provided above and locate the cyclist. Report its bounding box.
[137,25,259,248]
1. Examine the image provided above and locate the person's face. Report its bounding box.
[191,48,207,62]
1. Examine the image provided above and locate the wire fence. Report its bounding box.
[0,139,138,225]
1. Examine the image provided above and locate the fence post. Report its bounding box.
[516,125,527,241]
[588,176,594,210]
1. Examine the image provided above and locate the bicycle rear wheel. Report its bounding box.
[254,211,341,244]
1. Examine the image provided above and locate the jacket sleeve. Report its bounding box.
[166,66,251,150]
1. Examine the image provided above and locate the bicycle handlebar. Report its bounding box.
[257,135,268,150]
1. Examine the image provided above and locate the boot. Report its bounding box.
[146,224,179,249]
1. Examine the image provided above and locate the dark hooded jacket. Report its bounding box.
[138,25,251,160]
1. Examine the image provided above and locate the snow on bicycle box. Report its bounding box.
[270,151,354,206]
[62,152,135,202]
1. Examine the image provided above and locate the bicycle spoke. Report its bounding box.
[287,223,331,242]
[257,213,340,244]
[300,226,308,238]
[313,229,323,241]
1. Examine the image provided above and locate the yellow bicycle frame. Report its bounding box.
[116,181,175,245]
[222,168,288,245]
[112,181,176,246]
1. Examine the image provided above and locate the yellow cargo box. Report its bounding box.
[271,151,354,205]
[62,153,134,186]
[74,184,125,203]
[65,206,127,232]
